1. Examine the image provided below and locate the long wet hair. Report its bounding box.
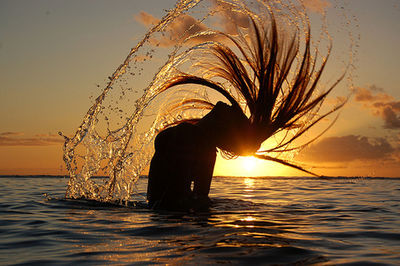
[157,14,345,176]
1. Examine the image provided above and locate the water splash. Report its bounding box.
[62,0,358,204]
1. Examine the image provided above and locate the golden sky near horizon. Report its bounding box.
[1,0,400,177]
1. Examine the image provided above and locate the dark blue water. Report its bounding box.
[1,176,399,265]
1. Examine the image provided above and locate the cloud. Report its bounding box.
[0,132,63,146]
[354,85,400,129]
[135,0,332,48]
[0,132,24,137]
[211,0,250,34]
[136,11,216,47]
[133,55,152,62]
[302,0,331,14]
[135,2,253,48]
[354,86,392,103]
[135,11,160,27]
[299,135,396,163]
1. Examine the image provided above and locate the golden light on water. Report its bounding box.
[242,216,255,222]
[243,177,255,188]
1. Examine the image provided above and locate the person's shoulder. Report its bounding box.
[215,101,229,107]
[214,101,232,111]
[215,101,244,115]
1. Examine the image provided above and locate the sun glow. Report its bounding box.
[214,154,287,177]
[242,156,256,172]
[238,156,267,176]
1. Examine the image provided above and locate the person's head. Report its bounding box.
[197,101,265,156]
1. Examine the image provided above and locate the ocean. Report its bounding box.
[0,176,399,265]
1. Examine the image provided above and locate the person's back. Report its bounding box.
[147,101,258,210]
[147,122,215,210]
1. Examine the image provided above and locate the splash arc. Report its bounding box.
[62,0,357,203]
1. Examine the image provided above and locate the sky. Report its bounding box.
[0,0,399,177]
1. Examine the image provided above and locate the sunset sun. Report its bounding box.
[242,156,257,172]
[214,154,289,177]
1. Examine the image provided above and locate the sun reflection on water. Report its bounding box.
[243,177,255,198]
[242,216,255,222]
[243,177,255,188]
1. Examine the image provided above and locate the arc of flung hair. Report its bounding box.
[259,95,348,154]
[161,74,321,176]
[161,75,241,109]
[261,71,346,153]
[254,154,319,177]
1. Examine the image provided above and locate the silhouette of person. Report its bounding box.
[146,14,341,210]
[147,101,261,210]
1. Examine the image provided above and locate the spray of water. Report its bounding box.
[62,0,358,204]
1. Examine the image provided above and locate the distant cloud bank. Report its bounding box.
[299,135,396,163]
[0,132,63,146]
[299,85,400,165]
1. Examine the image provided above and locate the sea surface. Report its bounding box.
[0,176,399,265]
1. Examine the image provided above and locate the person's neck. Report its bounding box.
[195,108,222,143]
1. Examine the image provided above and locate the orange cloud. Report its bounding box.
[354,85,400,129]
[135,0,331,48]
[136,11,215,47]
[354,85,392,102]
[0,132,63,146]
[133,55,152,62]
[135,1,253,48]
[0,132,24,137]
[302,0,331,14]
[211,0,250,34]
[135,11,160,27]
[299,135,396,163]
